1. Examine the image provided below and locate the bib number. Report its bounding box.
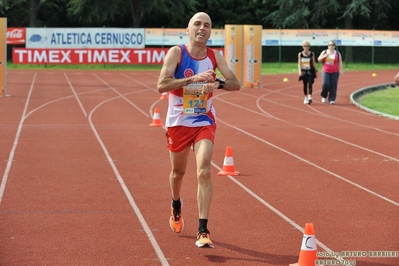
[301,58,311,69]
[326,54,335,65]
[183,83,208,115]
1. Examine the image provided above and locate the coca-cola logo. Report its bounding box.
[7,29,23,39]
[6,28,25,44]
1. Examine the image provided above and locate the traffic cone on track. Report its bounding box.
[290,223,318,266]
[160,92,168,99]
[150,107,163,127]
[217,146,240,176]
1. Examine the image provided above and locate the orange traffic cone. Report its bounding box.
[150,107,163,127]
[160,92,168,99]
[290,223,318,266]
[217,146,240,176]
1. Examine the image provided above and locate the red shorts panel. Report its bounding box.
[166,125,217,152]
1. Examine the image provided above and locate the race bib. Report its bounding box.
[326,54,335,65]
[183,83,208,115]
[301,58,311,69]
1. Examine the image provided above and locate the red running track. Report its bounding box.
[0,69,398,266]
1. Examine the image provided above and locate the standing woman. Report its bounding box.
[318,40,343,104]
[298,40,318,104]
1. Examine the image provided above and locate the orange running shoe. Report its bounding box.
[169,199,184,233]
[195,230,214,248]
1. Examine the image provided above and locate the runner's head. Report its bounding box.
[302,40,310,50]
[187,12,212,43]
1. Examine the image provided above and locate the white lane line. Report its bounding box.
[93,73,151,118]
[0,73,37,204]
[89,77,169,266]
[250,86,399,137]
[64,72,88,117]
[305,128,399,162]
[217,118,399,207]
[211,161,349,263]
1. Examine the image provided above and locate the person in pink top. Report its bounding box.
[394,72,399,84]
[317,40,344,104]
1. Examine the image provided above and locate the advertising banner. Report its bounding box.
[243,25,262,88]
[263,29,339,46]
[262,29,399,47]
[7,27,25,45]
[25,28,145,49]
[12,47,224,64]
[224,25,243,83]
[0,18,6,97]
[337,29,374,46]
[373,30,399,46]
[17,27,399,48]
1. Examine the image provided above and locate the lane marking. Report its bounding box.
[210,161,349,263]
[89,75,170,266]
[64,72,88,117]
[0,73,37,204]
[217,118,399,207]
[2,70,396,265]
[93,73,151,118]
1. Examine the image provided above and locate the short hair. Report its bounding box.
[188,12,212,27]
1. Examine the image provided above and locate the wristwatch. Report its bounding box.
[216,78,225,89]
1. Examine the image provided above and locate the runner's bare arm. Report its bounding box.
[157,46,216,93]
[213,50,241,91]
[318,50,327,63]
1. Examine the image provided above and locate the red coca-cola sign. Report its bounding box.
[7,28,26,44]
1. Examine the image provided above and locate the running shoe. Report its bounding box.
[307,96,313,105]
[330,101,335,105]
[303,96,308,104]
[322,97,326,103]
[169,199,184,233]
[195,230,214,248]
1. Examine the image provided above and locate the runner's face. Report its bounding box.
[187,14,212,43]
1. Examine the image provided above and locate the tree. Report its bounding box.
[265,0,393,62]
[197,0,270,28]
[266,0,392,29]
[67,0,199,28]
[1,0,68,27]
[139,0,200,28]
[29,0,42,27]
[0,0,29,26]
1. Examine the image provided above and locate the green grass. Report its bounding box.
[7,61,399,75]
[359,86,399,117]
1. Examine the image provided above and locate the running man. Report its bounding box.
[157,12,241,248]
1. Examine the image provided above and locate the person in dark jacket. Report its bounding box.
[298,40,318,105]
